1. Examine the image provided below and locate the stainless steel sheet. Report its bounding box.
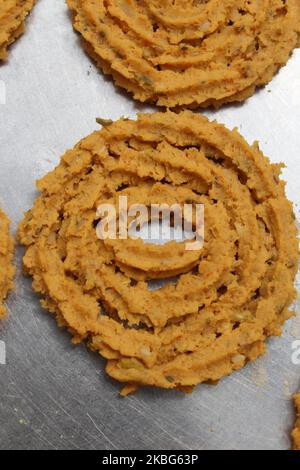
[0,0,299,450]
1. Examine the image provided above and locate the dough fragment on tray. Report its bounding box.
[67,0,300,108]
[18,111,299,394]
[292,393,300,450]
[0,209,14,318]
[0,0,35,60]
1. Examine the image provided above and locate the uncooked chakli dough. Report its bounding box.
[18,111,299,394]
[292,393,300,450]
[0,209,14,318]
[67,0,300,108]
[0,0,35,60]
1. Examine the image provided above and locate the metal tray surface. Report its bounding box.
[0,0,299,450]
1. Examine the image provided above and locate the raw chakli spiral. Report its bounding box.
[18,111,299,394]
[292,393,300,450]
[0,0,35,60]
[0,209,14,318]
[67,0,300,108]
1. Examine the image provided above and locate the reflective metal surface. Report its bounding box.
[0,0,299,450]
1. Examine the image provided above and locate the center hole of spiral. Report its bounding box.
[130,216,195,246]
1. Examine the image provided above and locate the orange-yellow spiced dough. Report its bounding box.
[292,393,300,450]
[18,111,299,393]
[0,0,35,60]
[0,209,14,318]
[67,0,300,108]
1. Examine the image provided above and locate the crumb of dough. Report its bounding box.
[67,0,300,108]
[0,209,15,318]
[18,111,299,393]
[292,393,300,450]
[0,0,35,61]
[120,383,139,397]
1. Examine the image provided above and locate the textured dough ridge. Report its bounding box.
[0,209,15,318]
[0,0,35,60]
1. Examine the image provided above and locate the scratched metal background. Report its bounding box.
[0,0,299,450]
